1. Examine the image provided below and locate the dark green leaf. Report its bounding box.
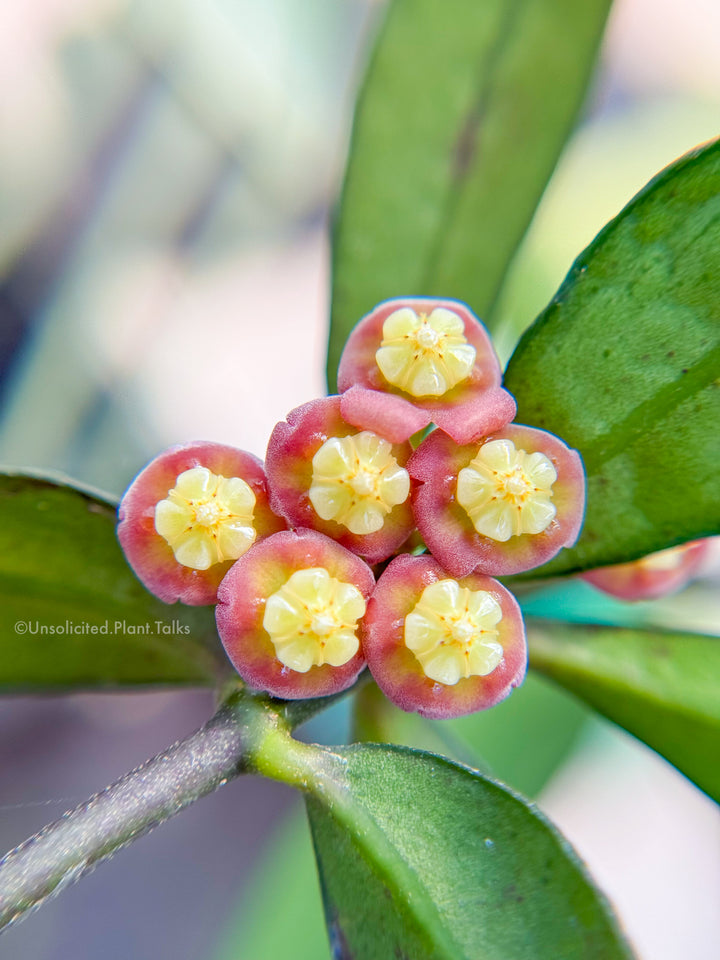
[307,743,633,959]
[0,472,223,691]
[328,0,613,389]
[504,139,720,575]
[528,620,720,802]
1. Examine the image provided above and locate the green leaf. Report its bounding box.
[504,139,720,575]
[528,620,720,802]
[328,0,613,389]
[307,744,633,959]
[0,472,223,690]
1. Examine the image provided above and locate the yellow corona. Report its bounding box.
[456,439,557,542]
[309,431,410,535]
[405,579,504,685]
[263,567,366,672]
[375,306,476,397]
[154,466,257,569]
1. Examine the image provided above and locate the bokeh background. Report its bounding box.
[0,1,718,957]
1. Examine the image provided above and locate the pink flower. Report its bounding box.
[216,529,374,699]
[582,539,711,601]
[265,396,415,563]
[337,298,516,444]
[118,441,285,606]
[362,555,526,718]
[409,425,586,577]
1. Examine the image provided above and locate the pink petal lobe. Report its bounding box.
[429,386,517,444]
[340,386,430,443]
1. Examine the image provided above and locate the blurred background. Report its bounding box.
[0,0,718,957]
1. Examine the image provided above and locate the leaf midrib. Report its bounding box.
[308,748,468,960]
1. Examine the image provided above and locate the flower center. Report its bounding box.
[374,306,476,397]
[154,466,257,570]
[263,567,366,672]
[309,431,410,535]
[404,579,504,685]
[456,439,557,542]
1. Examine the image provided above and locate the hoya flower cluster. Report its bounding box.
[118,298,586,718]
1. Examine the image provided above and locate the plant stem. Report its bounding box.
[0,689,286,931]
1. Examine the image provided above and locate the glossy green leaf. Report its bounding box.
[0,472,223,690]
[504,139,720,575]
[328,0,613,389]
[307,744,633,959]
[528,620,720,802]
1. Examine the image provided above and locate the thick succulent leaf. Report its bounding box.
[528,620,720,802]
[0,472,223,690]
[327,0,613,389]
[504,139,720,575]
[307,744,633,960]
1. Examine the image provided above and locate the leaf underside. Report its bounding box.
[528,619,720,802]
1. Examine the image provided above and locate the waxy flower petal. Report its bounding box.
[118,441,285,605]
[409,425,585,577]
[216,529,374,699]
[337,298,516,444]
[362,555,526,718]
[265,396,415,563]
[582,539,710,601]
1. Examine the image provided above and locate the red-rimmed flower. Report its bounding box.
[216,529,374,699]
[337,297,516,444]
[362,554,526,718]
[118,441,285,606]
[409,425,585,577]
[582,539,710,601]
[265,396,415,563]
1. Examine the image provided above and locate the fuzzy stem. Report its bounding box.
[0,690,283,931]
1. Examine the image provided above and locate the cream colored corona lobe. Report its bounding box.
[456,439,557,542]
[405,579,504,685]
[263,567,366,672]
[154,466,257,570]
[309,431,410,535]
[375,307,476,397]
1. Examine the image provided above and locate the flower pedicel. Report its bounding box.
[118,441,285,605]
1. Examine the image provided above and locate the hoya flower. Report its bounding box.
[265,396,415,563]
[118,441,285,606]
[337,297,516,444]
[362,554,526,718]
[216,529,374,699]
[582,539,710,601]
[409,425,585,577]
